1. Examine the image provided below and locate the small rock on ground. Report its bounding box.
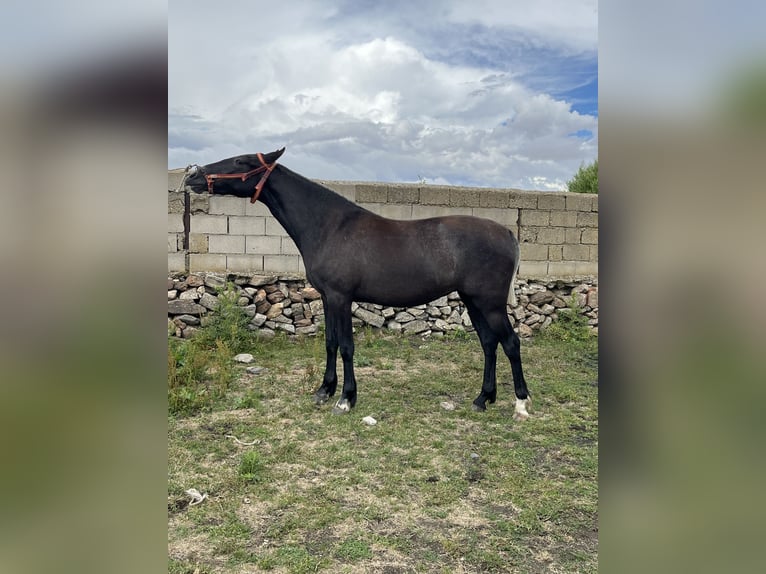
[234,353,254,363]
[362,416,377,426]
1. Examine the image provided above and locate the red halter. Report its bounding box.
[204,152,277,203]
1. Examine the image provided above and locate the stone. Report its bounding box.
[362,416,377,426]
[289,290,303,303]
[272,314,291,324]
[167,279,175,290]
[586,288,598,308]
[433,319,449,332]
[179,290,200,301]
[254,289,267,304]
[296,325,317,336]
[234,353,254,363]
[246,366,268,375]
[237,297,249,306]
[552,297,567,308]
[524,313,541,325]
[300,287,322,300]
[244,287,257,297]
[276,323,296,334]
[294,318,312,327]
[440,401,456,411]
[177,314,200,326]
[527,303,543,315]
[512,307,525,321]
[517,323,533,337]
[432,296,449,307]
[204,275,226,290]
[447,309,462,324]
[256,300,271,315]
[448,291,460,300]
[439,306,452,316]
[382,307,396,318]
[251,313,267,327]
[529,291,554,306]
[199,293,219,311]
[256,328,275,338]
[461,310,473,328]
[182,326,198,339]
[541,316,553,329]
[186,275,204,288]
[168,300,206,315]
[386,321,402,332]
[394,311,415,323]
[353,306,385,328]
[427,306,441,317]
[168,289,178,300]
[267,290,286,303]
[243,305,256,317]
[309,299,324,316]
[266,302,284,319]
[249,274,277,287]
[282,307,293,318]
[541,304,556,315]
[403,320,429,335]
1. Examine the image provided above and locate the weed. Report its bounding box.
[239,450,265,484]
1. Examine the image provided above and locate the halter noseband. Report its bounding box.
[199,153,278,203]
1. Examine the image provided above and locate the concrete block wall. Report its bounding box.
[168,170,598,280]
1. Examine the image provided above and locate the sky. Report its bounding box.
[169,0,598,191]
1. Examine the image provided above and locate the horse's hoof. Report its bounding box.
[332,399,351,415]
[313,392,329,405]
[513,411,529,421]
[471,403,486,413]
[513,398,530,421]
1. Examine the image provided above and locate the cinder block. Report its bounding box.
[519,227,539,243]
[550,210,578,227]
[536,227,565,244]
[358,203,383,216]
[449,188,481,207]
[565,227,582,244]
[168,169,185,191]
[264,255,300,273]
[281,237,300,255]
[190,253,227,273]
[265,217,288,236]
[591,196,599,212]
[549,245,563,261]
[245,201,271,217]
[412,205,472,219]
[168,191,185,214]
[589,246,598,262]
[319,181,357,201]
[168,234,179,253]
[518,261,548,278]
[356,183,388,203]
[246,235,281,255]
[229,216,266,235]
[574,261,598,276]
[537,193,566,210]
[377,204,413,220]
[168,213,184,233]
[508,190,539,209]
[190,214,227,234]
[520,210,550,226]
[168,252,186,273]
[563,244,591,261]
[581,228,598,244]
[209,195,246,216]
[565,193,592,211]
[388,185,419,204]
[226,255,264,274]
[189,193,209,214]
[189,234,208,254]
[419,186,450,206]
[480,189,509,208]
[547,261,578,277]
[520,243,549,261]
[577,211,599,227]
[472,207,518,227]
[208,234,245,254]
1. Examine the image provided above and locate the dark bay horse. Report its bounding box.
[183,148,531,420]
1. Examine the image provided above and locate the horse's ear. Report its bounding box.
[265,147,286,163]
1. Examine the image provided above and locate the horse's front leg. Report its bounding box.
[313,295,338,405]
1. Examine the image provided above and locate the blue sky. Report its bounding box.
[169,0,598,190]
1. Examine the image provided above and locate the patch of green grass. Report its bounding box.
[169,326,598,573]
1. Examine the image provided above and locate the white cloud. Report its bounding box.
[169,1,597,190]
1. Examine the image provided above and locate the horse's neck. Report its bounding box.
[261,168,364,258]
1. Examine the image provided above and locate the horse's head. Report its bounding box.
[183,147,286,202]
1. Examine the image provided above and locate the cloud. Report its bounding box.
[169,1,597,190]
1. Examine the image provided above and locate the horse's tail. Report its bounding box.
[508,230,520,308]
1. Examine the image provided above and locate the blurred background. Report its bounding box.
[0,1,764,572]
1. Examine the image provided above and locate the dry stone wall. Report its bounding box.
[168,272,598,340]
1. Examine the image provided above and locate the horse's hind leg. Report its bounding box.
[462,296,499,412]
[471,297,531,420]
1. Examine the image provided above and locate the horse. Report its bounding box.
[182,148,531,420]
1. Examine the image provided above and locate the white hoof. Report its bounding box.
[514,398,530,421]
[332,399,351,414]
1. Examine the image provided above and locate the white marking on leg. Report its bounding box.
[513,398,529,421]
[334,399,351,413]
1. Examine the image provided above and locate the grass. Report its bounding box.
[168,305,598,573]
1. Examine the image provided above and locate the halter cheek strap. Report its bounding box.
[204,152,278,203]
